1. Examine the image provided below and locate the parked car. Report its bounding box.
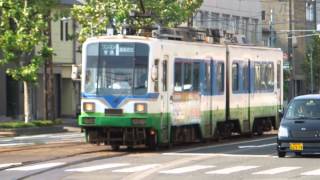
[277,94,320,158]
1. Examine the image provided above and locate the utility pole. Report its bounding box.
[288,0,295,99]
[309,48,314,93]
[269,9,274,47]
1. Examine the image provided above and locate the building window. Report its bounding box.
[232,16,240,34]
[211,12,220,29]
[252,19,258,43]
[60,20,69,41]
[242,17,249,38]
[306,2,315,22]
[222,14,230,32]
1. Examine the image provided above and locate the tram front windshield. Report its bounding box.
[84,42,149,96]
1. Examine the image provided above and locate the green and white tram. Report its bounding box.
[79,35,283,150]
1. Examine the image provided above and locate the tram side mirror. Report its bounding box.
[151,65,158,81]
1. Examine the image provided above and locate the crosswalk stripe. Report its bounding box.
[0,163,22,169]
[301,169,320,176]
[65,163,130,172]
[160,165,215,174]
[6,162,65,171]
[206,166,259,174]
[112,164,160,173]
[253,167,301,175]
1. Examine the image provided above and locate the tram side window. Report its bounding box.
[216,62,224,93]
[204,63,211,93]
[174,62,182,92]
[183,63,192,91]
[254,62,274,92]
[193,62,200,91]
[254,63,261,91]
[266,63,274,90]
[163,60,167,91]
[232,63,239,92]
[242,64,249,92]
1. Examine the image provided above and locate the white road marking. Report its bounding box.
[253,167,301,175]
[206,166,259,174]
[112,164,161,173]
[0,163,22,169]
[0,143,34,147]
[160,165,215,174]
[162,152,271,158]
[238,143,276,149]
[13,134,49,140]
[301,169,320,176]
[6,162,65,171]
[65,163,130,172]
[172,136,276,153]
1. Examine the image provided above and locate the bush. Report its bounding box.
[0,120,62,129]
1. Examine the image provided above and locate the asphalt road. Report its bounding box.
[1,135,320,180]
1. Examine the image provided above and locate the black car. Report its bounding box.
[277,94,320,158]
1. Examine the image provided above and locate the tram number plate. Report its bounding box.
[290,143,303,151]
[132,119,146,126]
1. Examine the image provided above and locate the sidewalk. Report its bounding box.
[0,118,81,137]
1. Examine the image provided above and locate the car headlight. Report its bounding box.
[83,102,95,112]
[134,103,147,113]
[278,126,289,138]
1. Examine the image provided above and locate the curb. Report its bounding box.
[0,125,68,137]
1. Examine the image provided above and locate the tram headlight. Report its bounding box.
[83,102,95,112]
[134,103,147,113]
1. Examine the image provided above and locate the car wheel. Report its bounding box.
[278,151,286,158]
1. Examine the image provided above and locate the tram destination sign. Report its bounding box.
[101,43,135,56]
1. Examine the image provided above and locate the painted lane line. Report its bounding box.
[66,163,130,172]
[206,166,259,174]
[160,165,215,174]
[238,143,276,149]
[253,167,301,175]
[0,143,34,147]
[162,152,271,158]
[113,164,161,173]
[169,136,277,153]
[0,163,22,169]
[301,169,320,176]
[13,134,49,140]
[7,162,65,171]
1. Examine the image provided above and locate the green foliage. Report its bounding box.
[71,0,203,43]
[0,120,62,129]
[302,36,320,93]
[0,0,57,83]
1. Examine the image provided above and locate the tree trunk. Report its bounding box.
[23,81,32,123]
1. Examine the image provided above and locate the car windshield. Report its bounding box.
[285,99,320,119]
[84,42,149,96]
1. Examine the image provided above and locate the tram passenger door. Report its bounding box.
[201,61,213,137]
[161,57,169,143]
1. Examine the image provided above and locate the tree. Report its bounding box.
[71,0,203,43]
[0,0,57,123]
[302,36,320,93]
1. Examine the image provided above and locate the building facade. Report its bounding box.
[192,0,262,45]
[261,0,317,99]
[0,0,82,120]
